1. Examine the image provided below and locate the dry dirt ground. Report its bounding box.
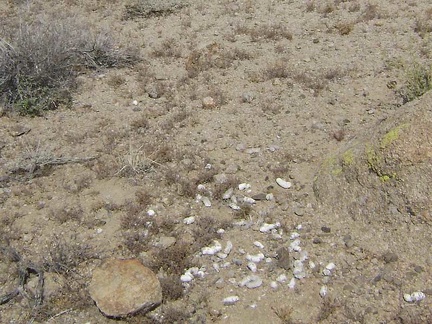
[1,0,432,323]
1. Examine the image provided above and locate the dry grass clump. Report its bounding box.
[414,8,432,38]
[273,305,295,323]
[264,60,290,80]
[124,0,187,20]
[235,23,293,42]
[192,216,225,247]
[0,14,138,116]
[43,238,93,274]
[294,72,328,96]
[151,38,183,59]
[150,242,194,275]
[49,204,84,224]
[305,1,315,12]
[358,4,381,22]
[160,275,184,301]
[335,22,354,35]
[399,63,432,103]
[185,43,251,78]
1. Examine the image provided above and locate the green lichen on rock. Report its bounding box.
[380,124,408,149]
[365,144,397,181]
[342,149,354,167]
[366,145,381,174]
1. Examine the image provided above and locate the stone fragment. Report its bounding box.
[202,96,216,109]
[252,193,267,201]
[89,259,162,317]
[276,247,291,270]
[382,252,399,264]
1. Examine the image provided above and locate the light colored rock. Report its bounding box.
[223,295,240,305]
[276,178,292,189]
[183,216,195,225]
[202,96,216,109]
[89,259,162,317]
[155,236,176,249]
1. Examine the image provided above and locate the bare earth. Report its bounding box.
[1,0,432,323]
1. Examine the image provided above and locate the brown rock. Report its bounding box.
[276,247,291,270]
[89,259,162,318]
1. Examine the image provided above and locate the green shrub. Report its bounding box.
[0,16,138,116]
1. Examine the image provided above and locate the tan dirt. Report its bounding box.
[0,0,431,323]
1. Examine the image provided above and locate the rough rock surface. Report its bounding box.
[313,91,432,262]
[89,259,162,317]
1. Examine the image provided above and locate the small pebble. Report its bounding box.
[382,252,399,264]
[345,239,354,248]
[202,96,216,109]
[313,238,322,244]
[321,226,331,233]
[147,209,155,216]
[294,209,304,217]
[252,193,267,201]
[270,281,278,289]
[233,258,243,266]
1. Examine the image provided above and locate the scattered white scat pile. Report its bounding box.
[181,181,339,307]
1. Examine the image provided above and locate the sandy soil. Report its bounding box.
[0,0,431,323]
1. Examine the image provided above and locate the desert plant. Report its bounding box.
[124,0,187,19]
[399,63,432,103]
[414,8,432,38]
[0,15,137,116]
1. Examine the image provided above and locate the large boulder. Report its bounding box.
[89,259,162,318]
[313,91,432,263]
